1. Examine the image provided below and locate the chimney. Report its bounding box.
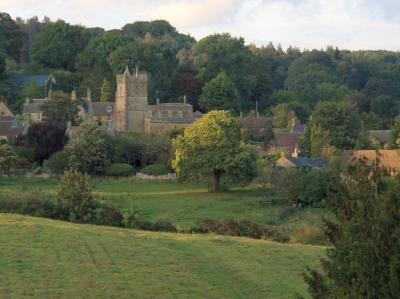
[240,111,243,119]
[87,88,92,102]
[156,97,160,105]
[71,89,77,101]
[256,100,259,118]
[292,147,300,158]
[183,95,187,104]
[124,65,131,76]
[25,97,30,105]
[135,66,138,77]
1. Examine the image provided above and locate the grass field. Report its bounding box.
[0,214,325,298]
[0,176,329,231]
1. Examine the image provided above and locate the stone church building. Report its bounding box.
[114,66,200,134]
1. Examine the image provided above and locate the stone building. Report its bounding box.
[0,98,15,120]
[114,66,200,134]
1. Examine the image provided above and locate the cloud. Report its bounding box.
[2,0,400,50]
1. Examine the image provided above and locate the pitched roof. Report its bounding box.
[368,130,391,144]
[0,121,25,137]
[92,102,113,116]
[292,124,306,133]
[11,74,51,86]
[23,101,46,114]
[351,150,400,171]
[286,156,326,168]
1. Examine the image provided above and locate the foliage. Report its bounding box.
[141,163,170,176]
[31,20,89,71]
[291,227,328,245]
[307,101,361,156]
[173,111,256,191]
[199,72,240,112]
[57,169,97,222]
[21,81,43,100]
[100,78,112,102]
[0,12,24,62]
[20,121,68,164]
[0,144,18,175]
[370,95,400,120]
[41,90,79,128]
[104,163,134,177]
[43,151,69,175]
[390,115,400,148]
[64,121,111,174]
[305,158,400,298]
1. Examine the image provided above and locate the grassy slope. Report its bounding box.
[0,177,329,231]
[0,214,325,299]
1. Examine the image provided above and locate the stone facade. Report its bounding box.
[115,66,200,134]
[0,98,15,120]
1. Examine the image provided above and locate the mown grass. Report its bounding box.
[0,214,325,298]
[0,176,330,231]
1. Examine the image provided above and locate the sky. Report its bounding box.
[2,0,400,51]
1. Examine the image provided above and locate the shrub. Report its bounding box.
[43,151,69,175]
[95,206,124,227]
[194,219,288,242]
[0,192,68,219]
[57,170,97,222]
[141,163,170,176]
[291,227,328,245]
[104,163,134,177]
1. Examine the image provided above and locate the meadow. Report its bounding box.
[0,176,329,231]
[0,214,325,298]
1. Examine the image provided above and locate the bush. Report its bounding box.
[95,206,124,227]
[43,151,69,175]
[194,219,288,242]
[104,163,134,177]
[57,170,97,222]
[0,192,68,219]
[291,227,328,245]
[141,163,170,176]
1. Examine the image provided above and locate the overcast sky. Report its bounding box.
[3,0,400,50]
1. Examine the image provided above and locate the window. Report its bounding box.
[172,111,178,117]
[152,111,156,117]
[162,110,168,117]
[0,111,4,116]
[106,105,112,113]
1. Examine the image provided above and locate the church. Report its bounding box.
[113,66,201,134]
[24,66,202,135]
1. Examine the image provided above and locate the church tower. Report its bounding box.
[114,66,148,133]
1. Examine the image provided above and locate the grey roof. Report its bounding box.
[92,102,113,116]
[0,116,14,121]
[286,156,326,168]
[11,75,51,86]
[0,121,25,137]
[292,124,306,133]
[23,101,45,114]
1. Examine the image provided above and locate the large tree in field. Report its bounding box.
[172,110,257,191]
[41,91,78,128]
[199,72,240,112]
[305,157,400,298]
[64,121,111,174]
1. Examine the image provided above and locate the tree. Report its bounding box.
[31,20,89,71]
[199,72,240,112]
[370,95,400,120]
[23,122,68,164]
[172,111,257,191]
[389,116,400,148]
[308,101,361,156]
[272,103,293,128]
[57,169,97,222]
[0,144,18,175]
[100,79,112,102]
[64,121,110,173]
[305,158,400,298]
[0,13,24,62]
[21,81,43,100]
[41,91,78,128]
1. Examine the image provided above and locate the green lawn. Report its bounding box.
[0,214,325,298]
[0,176,329,231]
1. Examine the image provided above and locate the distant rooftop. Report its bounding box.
[11,74,52,86]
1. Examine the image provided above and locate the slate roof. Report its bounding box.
[23,101,46,114]
[11,75,51,86]
[286,156,327,168]
[0,121,25,137]
[292,124,306,133]
[92,102,113,116]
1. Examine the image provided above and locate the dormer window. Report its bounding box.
[106,105,112,113]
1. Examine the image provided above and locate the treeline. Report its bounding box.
[1,12,400,128]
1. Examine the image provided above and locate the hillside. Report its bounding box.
[0,214,325,298]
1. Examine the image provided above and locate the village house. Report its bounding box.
[275,149,326,169]
[0,98,15,121]
[0,120,26,144]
